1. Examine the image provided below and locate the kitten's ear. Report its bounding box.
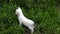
[18,7,20,9]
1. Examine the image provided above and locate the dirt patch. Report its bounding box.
[24,32,31,34]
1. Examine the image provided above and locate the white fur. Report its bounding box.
[15,7,35,33]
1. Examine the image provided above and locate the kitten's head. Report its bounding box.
[15,7,22,15]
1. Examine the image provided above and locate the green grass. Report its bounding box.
[0,0,60,34]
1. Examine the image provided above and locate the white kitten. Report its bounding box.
[15,7,35,33]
